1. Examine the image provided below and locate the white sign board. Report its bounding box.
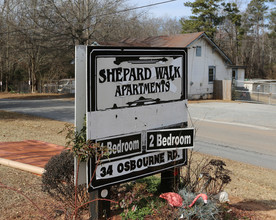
[87,47,187,140]
[86,46,189,190]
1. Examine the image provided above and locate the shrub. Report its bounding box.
[200,159,232,195]
[180,151,231,195]
[111,176,162,219]
[41,150,88,216]
[61,123,96,162]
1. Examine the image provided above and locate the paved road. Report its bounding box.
[188,102,276,170]
[1,99,275,169]
[0,98,74,123]
[188,102,276,130]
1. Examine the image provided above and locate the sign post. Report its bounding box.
[76,46,193,219]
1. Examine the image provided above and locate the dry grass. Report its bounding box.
[0,92,73,100]
[0,110,68,146]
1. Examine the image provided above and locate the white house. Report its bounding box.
[102,32,245,99]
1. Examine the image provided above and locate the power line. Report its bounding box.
[124,0,177,11]
[98,0,177,16]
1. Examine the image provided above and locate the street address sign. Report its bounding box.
[89,148,187,190]
[88,128,194,190]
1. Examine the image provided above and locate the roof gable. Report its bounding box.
[100,32,232,65]
[115,32,204,47]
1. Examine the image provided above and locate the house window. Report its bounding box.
[196,46,201,56]
[208,66,216,83]
[232,69,238,80]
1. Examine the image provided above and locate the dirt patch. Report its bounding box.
[228,197,276,220]
[0,93,276,219]
[0,165,58,220]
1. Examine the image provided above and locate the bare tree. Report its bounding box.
[242,0,269,78]
[1,0,171,92]
[32,0,133,45]
[154,16,182,36]
[0,0,21,92]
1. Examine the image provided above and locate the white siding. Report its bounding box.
[236,68,245,87]
[187,38,231,99]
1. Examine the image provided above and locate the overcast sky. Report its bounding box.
[127,0,192,19]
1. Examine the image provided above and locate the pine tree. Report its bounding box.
[220,2,244,64]
[180,0,223,39]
